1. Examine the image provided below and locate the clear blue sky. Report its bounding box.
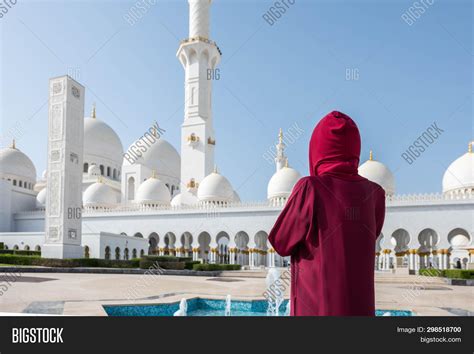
[0,0,472,201]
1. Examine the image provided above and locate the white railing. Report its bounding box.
[14,191,474,218]
[387,191,474,204]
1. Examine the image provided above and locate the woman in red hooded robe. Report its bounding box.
[268,111,386,316]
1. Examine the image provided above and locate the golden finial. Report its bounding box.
[369,150,373,161]
[152,125,157,138]
[213,165,218,174]
[278,128,283,144]
[97,175,103,183]
[151,170,157,179]
[468,142,473,154]
[11,139,16,149]
[91,103,96,119]
[284,159,289,168]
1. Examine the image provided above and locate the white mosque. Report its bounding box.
[0,0,473,271]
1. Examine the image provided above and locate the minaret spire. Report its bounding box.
[188,0,212,39]
[275,128,288,172]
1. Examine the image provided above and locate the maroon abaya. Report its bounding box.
[268,111,386,316]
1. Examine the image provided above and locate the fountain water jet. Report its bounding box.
[173,298,188,316]
[225,295,231,316]
[265,268,284,316]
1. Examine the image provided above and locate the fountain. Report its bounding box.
[173,298,188,316]
[225,295,231,316]
[265,268,284,316]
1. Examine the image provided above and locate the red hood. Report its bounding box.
[309,111,362,179]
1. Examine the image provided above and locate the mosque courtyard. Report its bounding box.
[0,270,471,316]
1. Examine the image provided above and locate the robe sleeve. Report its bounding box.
[268,177,316,257]
[374,187,386,239]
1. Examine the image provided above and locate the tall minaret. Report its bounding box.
[275,128,288,172]
[177,0,221,200]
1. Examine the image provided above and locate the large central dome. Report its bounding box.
[124,138,181,180]
[84,116,124,167]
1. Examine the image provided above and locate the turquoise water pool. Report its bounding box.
[104,299,413,317]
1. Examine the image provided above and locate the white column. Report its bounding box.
[192,247,199,261]
[249,249,254,267]
[269,249,276,267]
[409,251,414,270]
[43,76,85,259]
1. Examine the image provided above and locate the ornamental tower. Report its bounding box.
[275,128,288,172]
[43,76,85,259]
[177,0,221,200]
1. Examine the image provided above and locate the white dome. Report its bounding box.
[88,164,101,177]
[171,193,198,207]
[124,138,180,180]
[267,167,301,200]
[358,157,395,195]
[84,117,124,166]
[449,234,470,248]
[0,146,36,181]
[41,170,47,180]
[36,188,47,208]
[197,172,234,203]
[442,143,474,194]
[136,177,171,205]
[83,181,117,208]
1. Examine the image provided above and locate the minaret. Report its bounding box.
[177,0,221,199]
[275,128,288,172]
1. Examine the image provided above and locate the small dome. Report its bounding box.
[88,164,101,177]
[0,145,36,182]
[449,234,470,248]
[197,171,234,203]
[358,152,395,195]
[83,181,117,208]
[36,188,47,208]
[124,138,180,180]
[136,176,171,205]
[84,116,124,166]
[442,142,474,194]
[171,193,198,207]
[267,167,301,200]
